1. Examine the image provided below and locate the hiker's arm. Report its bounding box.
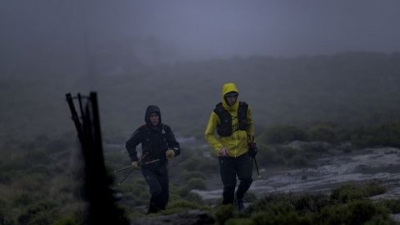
[125,128,142,162]
[246,106,255,138]
[204,112,223,155]
[165,125,181,157]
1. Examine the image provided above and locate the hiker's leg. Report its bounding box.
[158,166,169,210]
[142,168,163,213]
[235,154,253,201]
[219,157,237,205]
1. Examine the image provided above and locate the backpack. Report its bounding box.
[213,101,248,137]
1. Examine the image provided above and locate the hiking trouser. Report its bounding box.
[218,153,253,205]
[141,164,169,213]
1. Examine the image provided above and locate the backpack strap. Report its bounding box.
[214,103,232,136]
[238,101,248,130]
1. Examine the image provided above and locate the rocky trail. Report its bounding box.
[194,147,400,201]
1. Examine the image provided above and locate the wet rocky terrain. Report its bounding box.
[194,147,400,200]
[192,146,400,222]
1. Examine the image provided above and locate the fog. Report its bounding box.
[1,0,400,141]
[1,0,400,65]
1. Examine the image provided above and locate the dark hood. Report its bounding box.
[144,105,162,124]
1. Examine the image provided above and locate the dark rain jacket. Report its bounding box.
[126,105,180,165]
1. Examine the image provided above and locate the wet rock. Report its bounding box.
[391,214,400,223]
[287,141,331,151]
[131,210,215,225]
[195,147,400,201]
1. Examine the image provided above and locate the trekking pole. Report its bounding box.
[115,159,160,185]
[253,157,260,178]
[248,134,260,178]
[114,165,133,173]
[118,167,134,185]
[115,158,161,173]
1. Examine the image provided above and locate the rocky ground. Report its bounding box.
[106,140,400,224]
[192,146,400,222]
[194,147,400,199]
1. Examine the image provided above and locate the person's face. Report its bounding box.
[149,113,160,126]
[226,95,238,106]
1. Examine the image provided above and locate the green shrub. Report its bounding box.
[175,185,191,197]
[378,199,400,214]
[225,217,254,225]
[317,203,349,225]
[186,177,206,190]
[316,200,392,225]
[183,192,204,204]
[163,199,211,215]
[351,123,400,148]
[251,210,312,225]
[363,181,386,197]
[301,142,331,154]
[276,146,297,159]
[272,146,312,167]
[364,215,396,225]
[17,200,59,225]
[256,145,285,166]
[346,200,391,225]
[262,125,308,144]
[330,183,367,203]
[181,170,206,181]
[118,180,150,207]
[308,124,339,144]
[214,204,235,225]
[331,182,387,204]
[24,150,52,166]
[179,156,201,171]
[13,193,36,207]
[290,193,330,214]
[287,153,309,167]
[52,216,81,225]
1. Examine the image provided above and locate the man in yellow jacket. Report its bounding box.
[204,82,257,210]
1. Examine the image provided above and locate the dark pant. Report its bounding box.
[219,153,253,205]
[141,164,169,214]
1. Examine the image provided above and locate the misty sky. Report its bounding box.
[1,0,400,60]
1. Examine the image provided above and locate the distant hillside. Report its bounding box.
[1,51,400,144]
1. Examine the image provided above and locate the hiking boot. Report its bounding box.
[235,199,244,211]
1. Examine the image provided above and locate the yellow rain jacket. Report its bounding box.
[204,83,254,157]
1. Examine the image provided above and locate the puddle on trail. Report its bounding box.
[192,147,400,201]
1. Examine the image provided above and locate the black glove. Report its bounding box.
[248,143,258,158]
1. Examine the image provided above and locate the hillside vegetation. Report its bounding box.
[1,51,400,224]
[1,51,400,142]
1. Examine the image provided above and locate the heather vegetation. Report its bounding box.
[1,52,400,224]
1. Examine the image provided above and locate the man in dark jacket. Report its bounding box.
[125,105,180,214]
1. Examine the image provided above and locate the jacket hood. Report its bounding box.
[144,105,162,124]
[221,83,239,109]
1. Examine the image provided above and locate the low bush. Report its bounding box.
[379,199,400,214]
[186,177,206,190]
[163,199,212,215]
[308,124,339,144]
[351,122,400,148]
[261,125,309,145]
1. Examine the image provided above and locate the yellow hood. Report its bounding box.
[221,82,239,110]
